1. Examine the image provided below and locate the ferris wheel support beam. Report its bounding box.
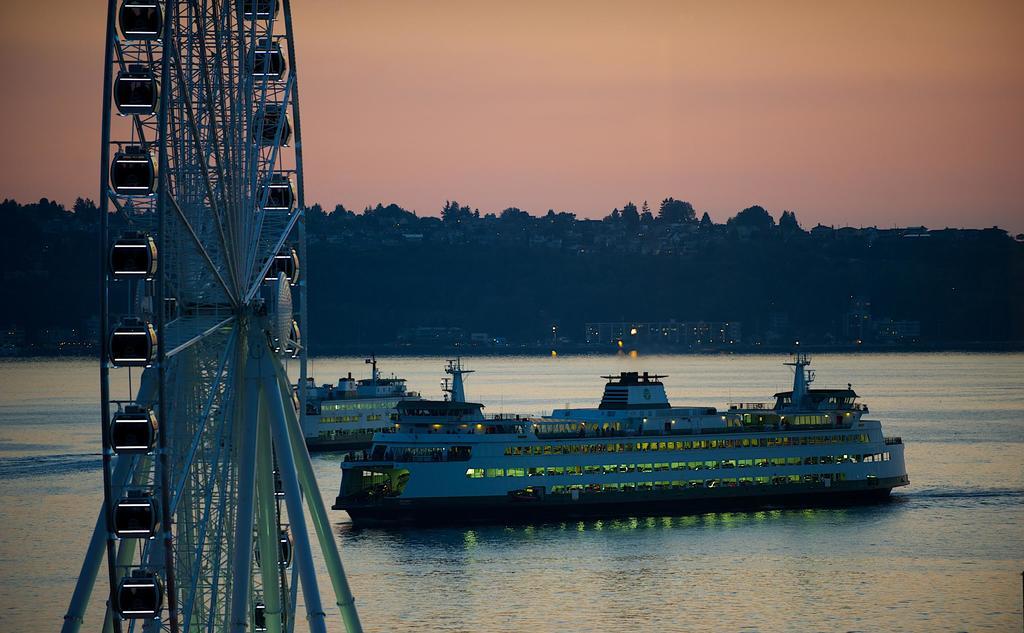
[62,452,138,633]
[262,352,329,633]
[273,362,363,633]
[255,406,284,633]
[229,346,262,633]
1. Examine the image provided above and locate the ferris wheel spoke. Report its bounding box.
[243,57,296,270]
[177,395,234,630]
[184,2,237,228]
[168,325,237,515]
[244,207,301,305]
[166,194,237,306]
[164,315,236,359]
[168,40,242,295]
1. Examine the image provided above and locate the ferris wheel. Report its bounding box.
[62,1,362,632]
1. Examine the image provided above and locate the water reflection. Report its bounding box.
[336,506,872,548]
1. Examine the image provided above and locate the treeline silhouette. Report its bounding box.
[3,196,1023,354]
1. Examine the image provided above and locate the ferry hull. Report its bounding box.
[335,476,905,525]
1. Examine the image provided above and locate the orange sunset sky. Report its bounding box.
[1,0,1022,230]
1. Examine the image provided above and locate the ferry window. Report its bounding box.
[687,461,701,470]
[567,466,582,476]
[486,468,504,478]
[547,466,565,476]
[738,459,753,468]
[721,460,736,469]
[603,465,617,474]
[786,457,801,466]
[465,468,484,479]
[671,462,685,470]
[639,464,654,473]
[528,467,543,477]
[755,477,769,484]
[654,463,669,472]
[507,468,525,477]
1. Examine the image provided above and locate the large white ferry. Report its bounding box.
[301,356,422,451]
[333,355,909,523]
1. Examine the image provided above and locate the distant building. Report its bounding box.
[397,327,467,347]
[585,320,741,347]
[843,297,872,342]
[873,319,921,343]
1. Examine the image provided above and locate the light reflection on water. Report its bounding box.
[0,353,1022,632]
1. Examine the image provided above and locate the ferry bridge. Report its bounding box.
[62,1,363,632]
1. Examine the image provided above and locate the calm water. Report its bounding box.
[1,353,1022,632]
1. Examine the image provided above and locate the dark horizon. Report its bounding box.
[4,196,1021,357]
[6,192,1023,234]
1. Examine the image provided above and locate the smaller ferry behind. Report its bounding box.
[333,355,909,523]
[301,356,421,451]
